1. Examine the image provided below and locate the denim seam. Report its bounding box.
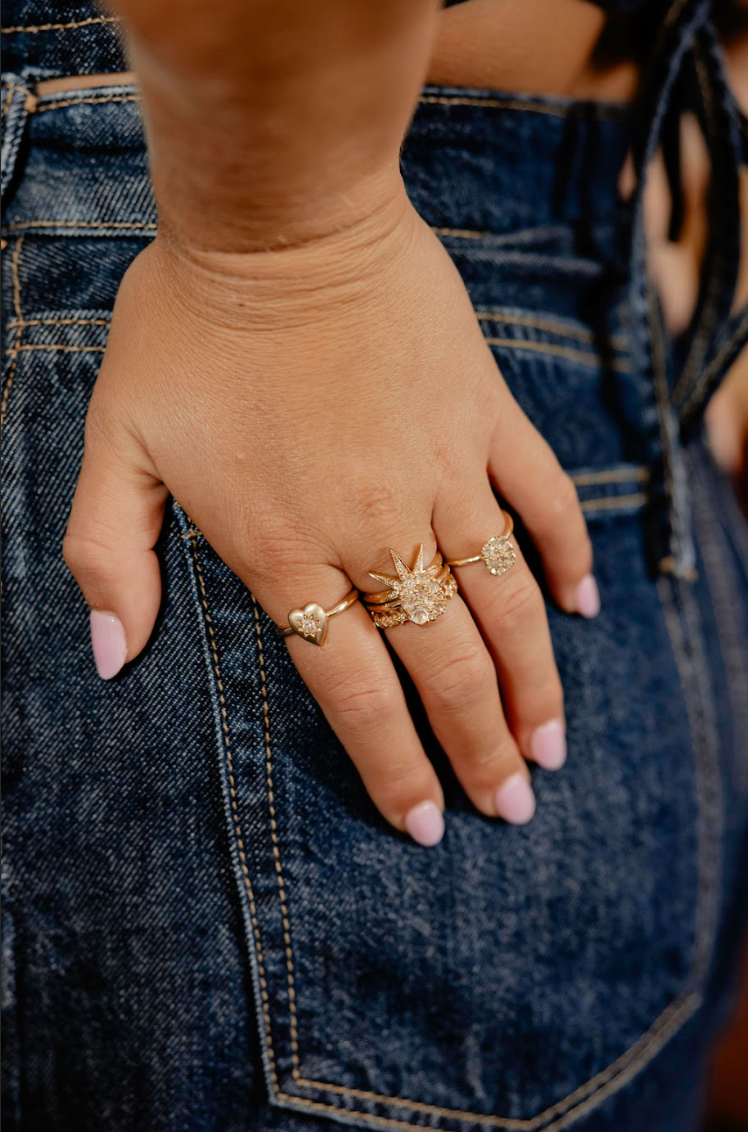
[657,575,722,984]
[485,337,632,373]
[36,94,139,113]
[4,344,105,354]
[688,448,748,796]
[6,316,109,328]
[1,236,24,430]
[2,221,156,232]
[580,492,648,513]
[250,594,303,1072]
[286,993,702,1132]
[475,311,630,350]
[186,532,282,1093]
[417,95,624,122]
[572,467,649,486]
[1,16,120,33]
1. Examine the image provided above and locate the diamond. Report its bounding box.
[481,536,517,576]
[301,613,319,635]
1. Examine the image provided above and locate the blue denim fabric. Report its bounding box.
[3,8,748,1132]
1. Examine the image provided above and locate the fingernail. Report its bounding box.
[495,773,536,824]
[575,573,601,618]
[530,719,567,770]
[90,610,127,680]
[404,801,445,847]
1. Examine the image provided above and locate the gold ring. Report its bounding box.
[444,510,517,575]
[275,586,359,646]
[361,545,456,627]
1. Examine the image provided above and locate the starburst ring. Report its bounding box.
[444,509,517,576]
[361,545,456,627]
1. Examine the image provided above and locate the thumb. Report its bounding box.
[63,420,169,680]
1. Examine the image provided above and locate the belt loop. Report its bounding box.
[1,71,36,204]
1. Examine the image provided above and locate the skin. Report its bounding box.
[60,0,646,842]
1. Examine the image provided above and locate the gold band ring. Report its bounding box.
[361,545,456,627]
[444,510,517,575]
[275,586,359,646]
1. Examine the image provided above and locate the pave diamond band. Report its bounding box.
[444,510,517,576]
[362,545,456,628]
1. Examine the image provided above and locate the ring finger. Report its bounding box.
[350,538,536,824]
[433,479,567,774]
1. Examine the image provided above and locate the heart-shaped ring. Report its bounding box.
[275,587,359,646]
[288,602,328,646]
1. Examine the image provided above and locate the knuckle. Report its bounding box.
[546,471,580,522]
[428,644,495,709]
[333,679,398,730]
[61,530,110,582]
[498,578,544,628]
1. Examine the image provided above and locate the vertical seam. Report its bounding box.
[250,596,302,1073]
[187,534,281,1094]
[1,236,24,429]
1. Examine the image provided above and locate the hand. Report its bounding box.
[63,188,598,845]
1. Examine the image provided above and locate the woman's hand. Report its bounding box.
[63,188,598,844]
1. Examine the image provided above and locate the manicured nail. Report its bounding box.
[90,610,127,680]
[530,719,567,770]
[495,773,536,824]
[404,801,445,847]
[575,573,601,618]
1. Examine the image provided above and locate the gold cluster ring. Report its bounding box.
[444,510,517,575]
[361,545,458,629]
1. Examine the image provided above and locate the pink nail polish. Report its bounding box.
[530,719,567,770]
[575,573,601,618]
[90,611,127,680]
[405,801,445,847]
[495,773,536,824]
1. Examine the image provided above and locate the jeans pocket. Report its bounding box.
[177,464,720,1131]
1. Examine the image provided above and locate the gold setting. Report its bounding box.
[275,587,359,646]
[445,510,517,576]
[362,545,456,628]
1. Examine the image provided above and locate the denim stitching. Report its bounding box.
[36,94,139,113]
[1,16,120,33]
[580,492,648,513]
[2,221,155,232]
[187,534,281,1091]
[572,467,649,486]
[661,576,723,983]
[250,595,303,1072]
[1,236,24,429]
[688,448,748,796]
[6,317,109,328]
[475,311,630,350]
[4,344,105,355]
[485,337,632,373]
[417,95,625,122]
[287,993,702,1131]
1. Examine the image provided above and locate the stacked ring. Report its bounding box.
[361,545,457,629]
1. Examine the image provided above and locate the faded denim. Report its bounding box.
[3,3,748,1131]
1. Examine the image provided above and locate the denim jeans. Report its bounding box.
[3,7,748,1132]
